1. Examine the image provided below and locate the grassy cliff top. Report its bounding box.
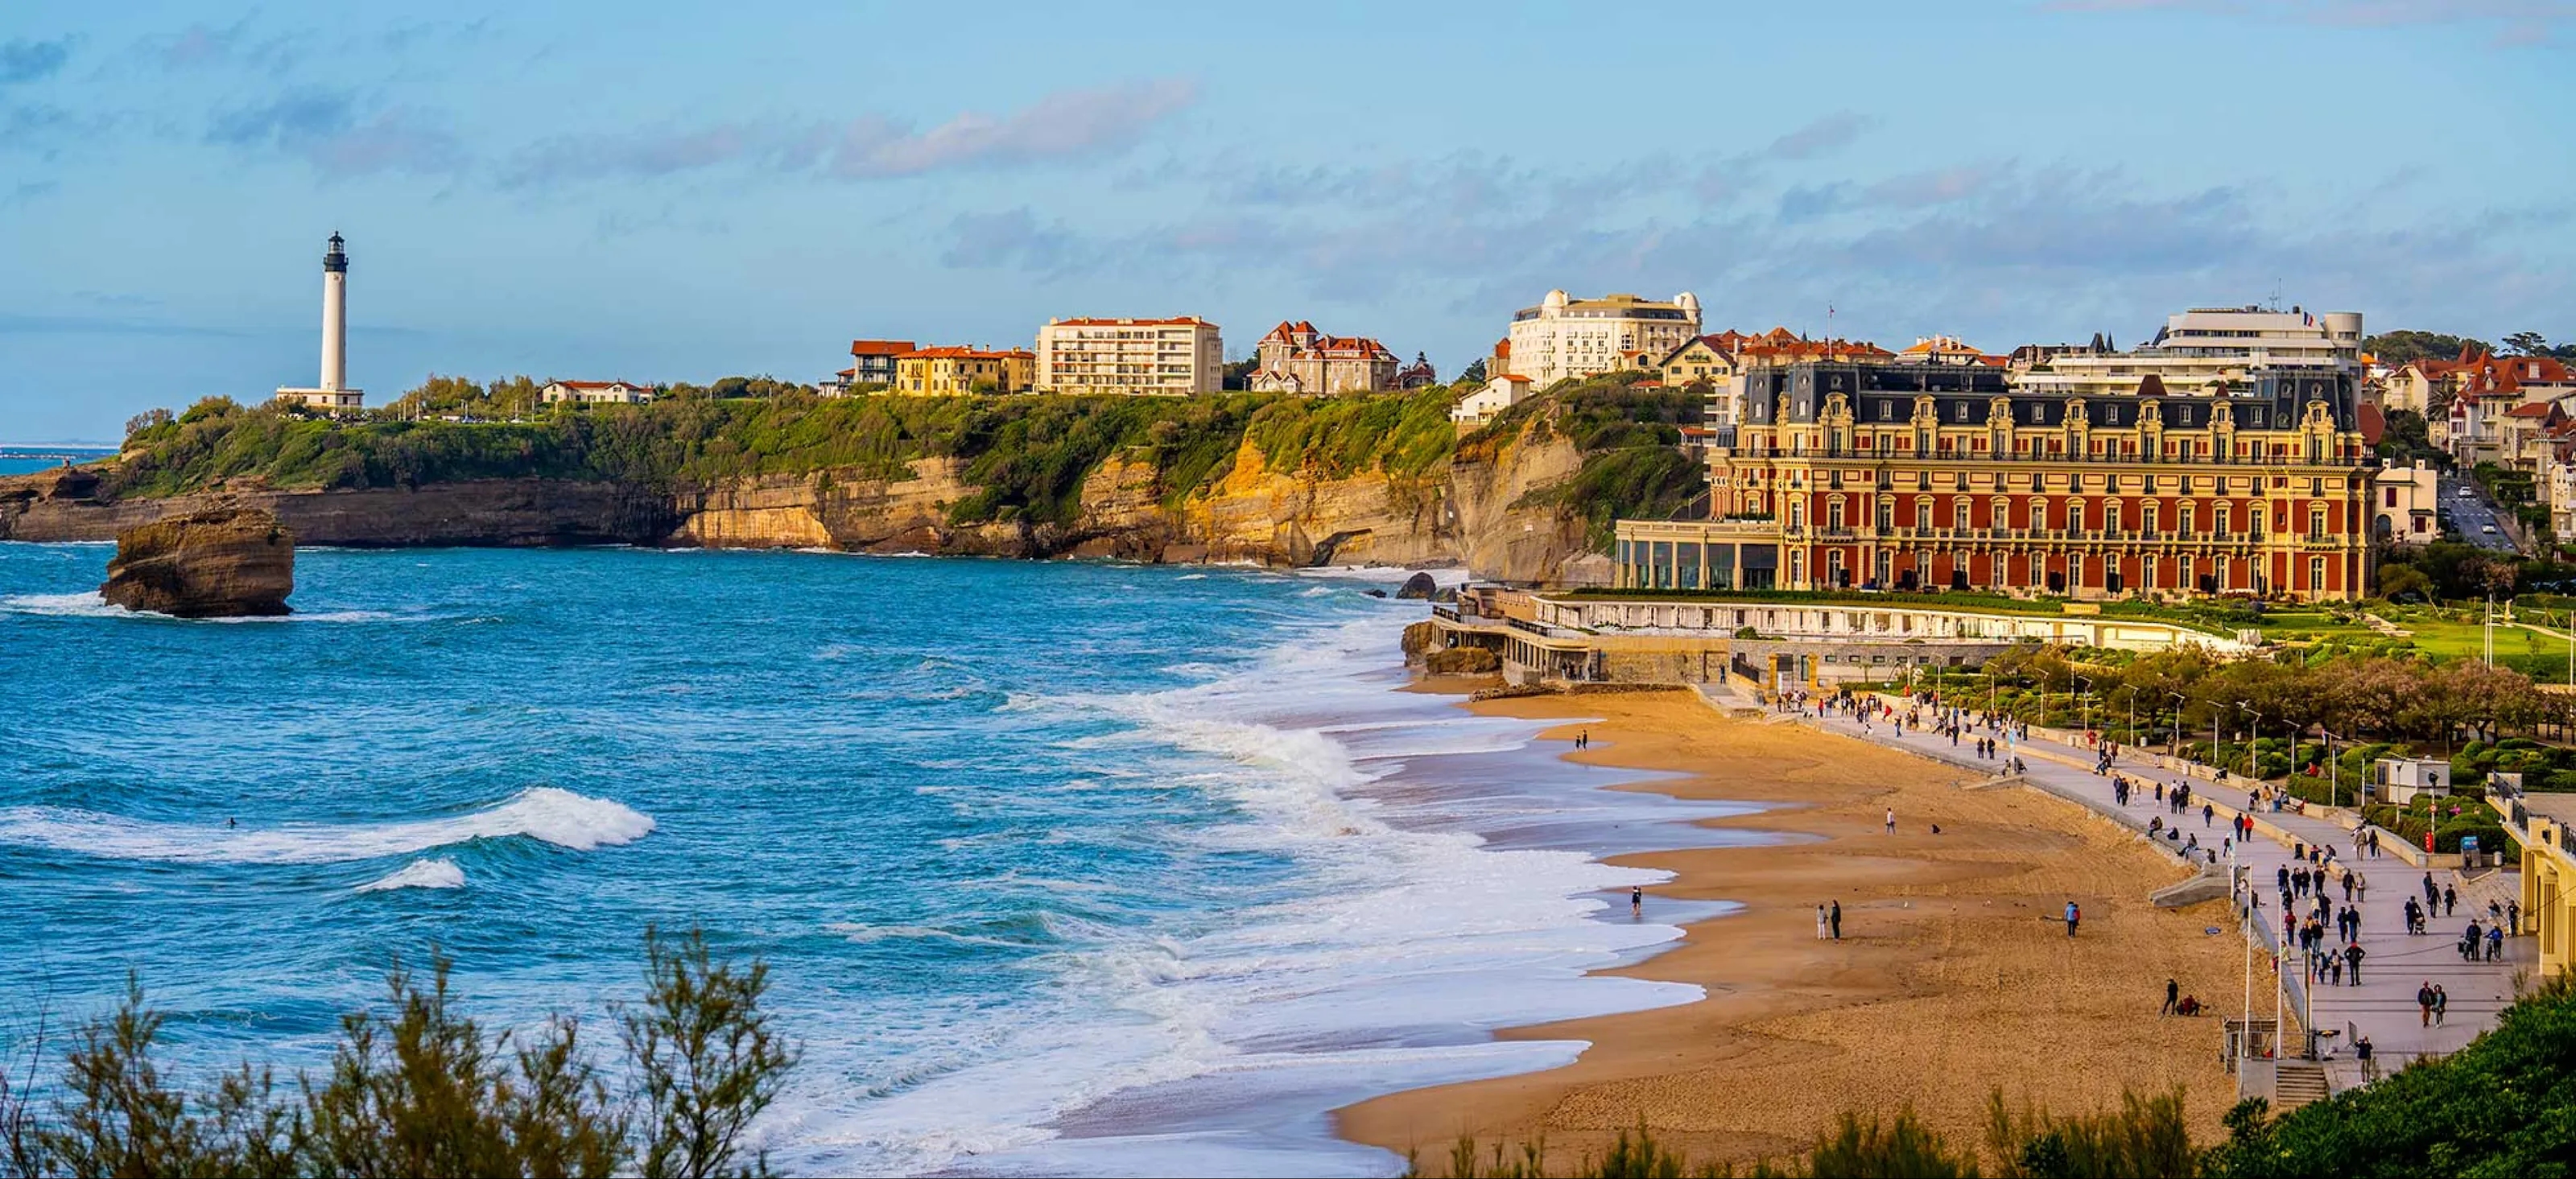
[105,377,1705,538]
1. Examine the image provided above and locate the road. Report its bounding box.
[2440,477,2520,552]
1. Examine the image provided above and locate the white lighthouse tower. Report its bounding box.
[275,232,365,414]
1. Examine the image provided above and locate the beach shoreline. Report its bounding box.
[1333,686,2250,1174]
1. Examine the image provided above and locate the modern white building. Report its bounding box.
[2012,305,2362,399]
[542,381,655,406]
[274,232,364,414]
[1034,316,1224,395]
[1505,290,1701,387]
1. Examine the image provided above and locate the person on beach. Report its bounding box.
[1817,904,1830,940]
[1631,885,1641,914]
[1885,807,1897,835]
[2164,978,2178,1015]
[2065,900,2080,938]
[1830,901,1843,940]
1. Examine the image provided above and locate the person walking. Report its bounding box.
[1631,885,1642,915]
[2343,941,2363,986]
[1816,903,1829,940]
[2065,900,2081,938]
[1830,900,1842,940]
[2488,923,2505,962]
[2511,900,2522,936]
[2443,884,2457,917]
[2356,1033,2375,1078]
[2434,984,2449,1027]
[2164,978,2178,1015]
[1885,807,1897,835]
[2355,872,2368,904]
[2417,982,2434,1028]
[2341,872,2354,902]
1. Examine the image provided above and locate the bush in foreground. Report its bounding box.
[0,927,794,1179]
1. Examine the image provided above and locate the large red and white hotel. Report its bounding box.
[1614,359,2376,603]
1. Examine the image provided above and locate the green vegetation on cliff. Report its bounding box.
[104,376,1695,544]
[1464,372,1707,548]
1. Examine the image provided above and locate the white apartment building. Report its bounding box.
[1505,290,1701,387]
[542,381,654,405]
[1034,317,1224,395]
[2013,306,2363,398]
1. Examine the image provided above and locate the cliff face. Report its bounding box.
[2,426,1596,582]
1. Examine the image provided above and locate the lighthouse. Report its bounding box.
[275,231,365,414]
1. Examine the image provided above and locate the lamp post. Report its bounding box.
[2169,690,2188,760]
[2240,701,2263,785]
[2075,674,2094,738]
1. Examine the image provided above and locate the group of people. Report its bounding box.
[1814,900,1843,940]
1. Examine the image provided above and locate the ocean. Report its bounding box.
[0,545,1755,1176]
[0,447,114,476]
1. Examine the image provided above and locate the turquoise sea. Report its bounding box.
[0,545,1752,1175]
[0,447,114,476]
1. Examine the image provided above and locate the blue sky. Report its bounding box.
[3,1,2572,442]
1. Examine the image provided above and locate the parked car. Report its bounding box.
[2483,524,2499,534]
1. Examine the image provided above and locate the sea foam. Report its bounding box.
[357,857,467,892]
[0,786,654,865]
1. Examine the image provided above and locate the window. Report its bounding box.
[1955,402,1969,423]
[2310,507,2327,538]
[1954,500,1971,530]
[2309,556,2326,592]
[1880,401,1895,421]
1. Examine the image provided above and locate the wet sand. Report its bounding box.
[1335,690,2247,1173]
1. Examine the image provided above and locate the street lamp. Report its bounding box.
[2167,690,2188,759]
[2239,701,2264,786]
[2074,674,2094,738]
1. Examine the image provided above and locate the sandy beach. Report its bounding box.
[1336,689,2248,1173]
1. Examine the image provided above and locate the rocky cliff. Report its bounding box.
[2,424,1596,582]
[101,505,295,618]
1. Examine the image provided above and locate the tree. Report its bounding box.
[2363,329,2491,365]
[1459,358,1488,385]
[2503,330,2552,357]
[2375,564,2432,603]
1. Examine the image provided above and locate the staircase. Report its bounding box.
[2275,1062,2330,1112]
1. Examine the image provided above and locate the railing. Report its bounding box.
[1431,604,1459,621]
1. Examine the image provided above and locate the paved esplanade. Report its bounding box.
[1772,688,2526,1088]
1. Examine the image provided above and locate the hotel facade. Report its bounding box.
[1612,360,2376,603]
[1034,317,1224,395]
[1505,290,1701,386]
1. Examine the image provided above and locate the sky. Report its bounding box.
[2,1,2573,443]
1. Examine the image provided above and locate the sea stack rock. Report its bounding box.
[101,507,295,618]
[1394,571,1439,600]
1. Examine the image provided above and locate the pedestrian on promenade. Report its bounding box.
[2510,900,2522,935]
[1830,900,1842,940]
[2065,901,2080,938]
[2203,802,2215,827]
[2342,872,2354,902]
[2356,1033,2375,1078]
[2422,872,2438,908]
[2164,978,2178,1014]
[2417,983,2434,1027]
[2434,984,2449,1026]
[2444,884,2457,917]
[2343,942,2364,985]
[2462,920,2483,961]
[2355,872,2369,904]
[2488,924,2505,962]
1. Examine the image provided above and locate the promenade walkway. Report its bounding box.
[1765,690,2529,1092]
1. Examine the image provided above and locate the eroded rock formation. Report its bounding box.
[101,506,295,618]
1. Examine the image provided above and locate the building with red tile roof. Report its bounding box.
[846,340,918,387]
[1247,320,1400,394]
